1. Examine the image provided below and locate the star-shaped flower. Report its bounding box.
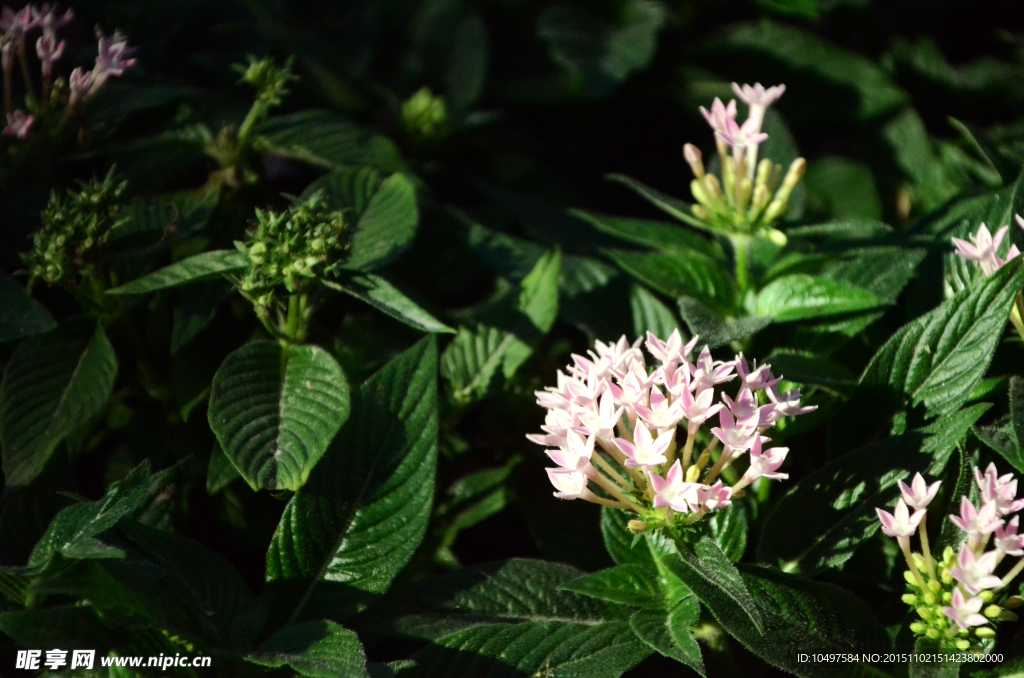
[898,473,941,510]
[546,469,589,501]
[741,437,789,484]
[875,498,925,538]
[614,420,673,469]
[649,460,701,512]
[949,546,1002,595]
[943,588,988,629]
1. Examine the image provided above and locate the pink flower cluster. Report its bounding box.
[529,330,814,525]
[699,83,784,168]
[0,3,136,138]
[952,217,1024,277]
[878,466,1024,632]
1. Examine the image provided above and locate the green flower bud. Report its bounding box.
[925,628,940,640]
[909,622,926,634]
[922,592,937,606]
[981,590,994,603]
[975,627,996,639]
[904,571,917,586]
[984,605,1002,618]
[1003,595,1024,609]
[928,579,942,594]
[954,639,971,650]
[627,520,647,534]
[916,607,933,620]
[902,594,918,605]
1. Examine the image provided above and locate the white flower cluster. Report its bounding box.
[877,466,1024,649]
[528,330,814,527]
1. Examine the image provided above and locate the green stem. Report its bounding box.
[730,235,750,294]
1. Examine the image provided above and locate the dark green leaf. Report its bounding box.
[445,14,488,112]
[345,173,419,272]
[1012,375,1024,453]
[629,284,682,340]
[605,249,736,311]
[207,342,350,492]
[829,258,1024,455]
[1,321,118,486]
[661,544,890,677]
[206,443,239,495]
[562,564,665,610]
[0,271,55,343]
[606,173,709,230]
[266,337,438,622]
[119,520,265,650]
[330,274,453,334]
[570,209,722,260]
[760,405,987,576]
[909,638,960,678]
[0,605,125,653]
[804,157,882,220]
[27,462,152,573]
[389,560,649,677]
[660,538,763,634]
[630,602,704,676]
[708,503,748,562]
[702,22,908,123]
[754,274,886,322]
[441,251,560,403]
[254,110,404,173]
[171,280,233,353]
[248,620,368,678]
[108,250,247,295]
[678,296,773,349]
[766,350,857,391]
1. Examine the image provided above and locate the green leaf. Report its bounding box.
[171,280,234,353]
[266,337,438,622]
[0,605,126,653]
[247,620,368,678]
[537,1,666,95]
[345,173,419,272]
[1012,375,1024,453]
[909,638,960,678]
[206,443,239,495]
[605,249,736,311]
[759,405,987,576]
[708,503,748,562]
[329,274,453,333]
[630,601,704,676]
[804,157,882,220]
[1,321,118,486]
[441,250,560,403]
[207,342,350,492]
[27,462,152,573]
[386,560,649,677]
[678,296,773,349]
[118,519,265,650]
[754,274,886,322]
[445,14,488,112]
[829,258,1024,455]
[766,350,857,391]
[661,543,890,678]
[562,564,665,610]
[0,271,55,343]
[606,174,709,230]
[254,110,404,173]
[570,209,723,260]
[660,538,763,634]
[757,0,818,19]
[108,250,247,295]
[629,284,681,340]
[702,22,908,123]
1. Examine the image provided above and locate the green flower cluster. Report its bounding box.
[234,192,349,316]
[236,55,296,113]
[902,547,1021,652]
[401,87,449,143]
[21,168,129,288]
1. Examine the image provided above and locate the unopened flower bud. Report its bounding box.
[909,622,926,633]
[925,628,940,640]
[984,605,1002,618]
[766,229,787,247]
[904,571,917,586]
[683,143,705,179]
[975,627,996,639]
[999,610,1018,621]
[902,594,918,605]
[1004,595,1024,609]
[685,465,700,483]
[941,591,951,603]
[980,590,994,603]
[954,639,971,650]
[927,579,942,594]
[627,520,647,534]
[916,607,932,620]
[922,591,936,605]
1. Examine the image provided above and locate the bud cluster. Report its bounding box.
[877,466,1024,652]
[21,167,128,287]
[683,83,804,240]
[0,4,136,138]
[528,330,815,535]
[400,87,449,144]
[233,192,349,322]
